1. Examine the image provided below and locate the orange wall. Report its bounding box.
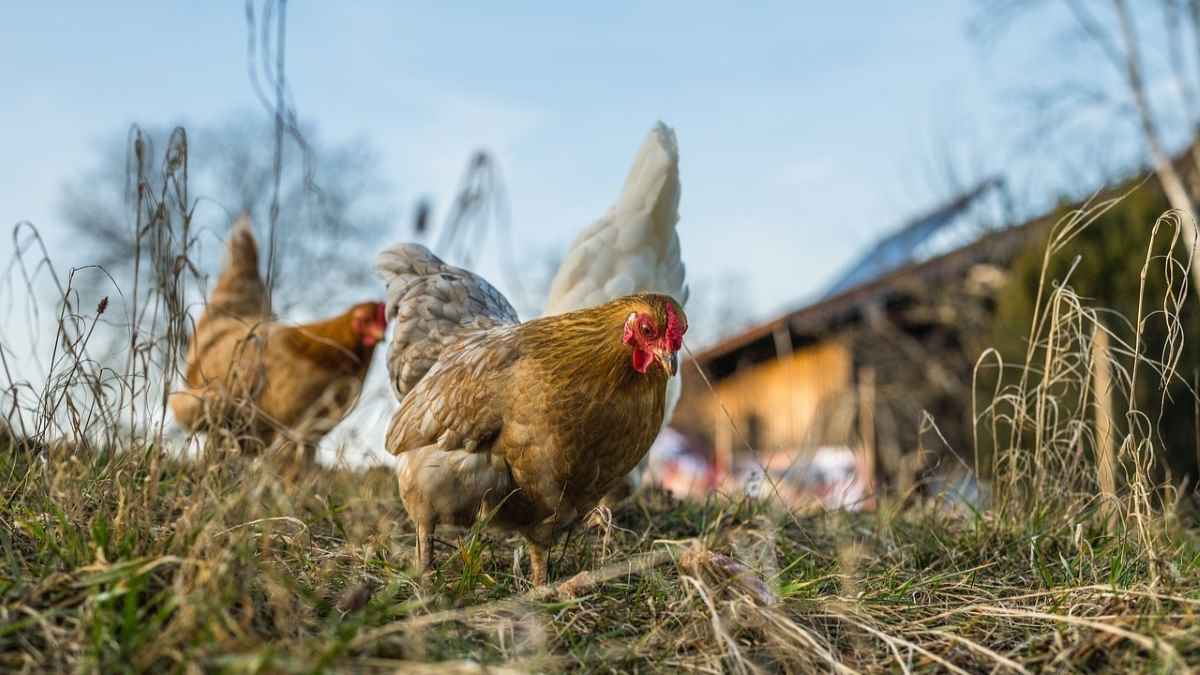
[675,338,854,470]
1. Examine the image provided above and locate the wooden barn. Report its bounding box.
[671,179,1039,489]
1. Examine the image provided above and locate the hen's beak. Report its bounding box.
[655,349,678,376]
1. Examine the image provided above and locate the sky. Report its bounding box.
[0,2,1171,459]
[0,2,1062,322]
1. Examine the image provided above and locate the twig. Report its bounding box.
[349,544,682,648]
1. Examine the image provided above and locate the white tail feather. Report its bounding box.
[544,122,687,447]
[545,121,687,316]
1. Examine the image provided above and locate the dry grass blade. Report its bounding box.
[351,545,680,648]
[957,605,1188,673]
[2,95,1199,672]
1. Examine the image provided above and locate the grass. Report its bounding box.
[1,440,1198,673]
[3,129,1200,672]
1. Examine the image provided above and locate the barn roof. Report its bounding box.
[684,134,1200,382]
[687,194,1042,380]
[822,178,1008,297]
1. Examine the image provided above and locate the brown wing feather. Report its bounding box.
[384,328,520,455]
[173,215,269,433]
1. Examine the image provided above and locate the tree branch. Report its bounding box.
[1110,0,1200,290]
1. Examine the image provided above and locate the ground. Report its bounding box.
[2,441,1198,673]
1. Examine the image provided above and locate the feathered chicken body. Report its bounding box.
[378,243,686,584]
[171,215,387,460]
[544,122,687,499]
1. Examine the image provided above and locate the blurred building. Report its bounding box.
[670,178,1040,500]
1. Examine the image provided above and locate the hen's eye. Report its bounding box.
[641,323,654,337]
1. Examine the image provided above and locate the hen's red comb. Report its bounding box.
[665,303,685,351]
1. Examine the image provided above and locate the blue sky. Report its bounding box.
[0,2,1139,333]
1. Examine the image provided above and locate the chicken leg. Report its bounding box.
[522,503,579,586]
[526,540,549,587]
[415,518,435,574]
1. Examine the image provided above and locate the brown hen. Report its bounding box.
[377,243,686,584]
[170,215,387,462]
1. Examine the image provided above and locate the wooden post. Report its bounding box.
[772,323,795,444]
[857,367,878,502]
[1091,324,1117,528]
[714,405,733,483]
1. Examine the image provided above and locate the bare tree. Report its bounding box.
[685,273,756,349]
[974,0,1200,289]
[60,116,396,319]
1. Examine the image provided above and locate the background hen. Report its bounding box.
[377,243,686,584]
[544,121,687,499]
[171,216,388,462]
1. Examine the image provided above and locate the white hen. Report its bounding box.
[544,121,687,495]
